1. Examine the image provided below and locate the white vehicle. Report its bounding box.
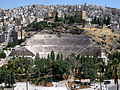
[102,88,108,90]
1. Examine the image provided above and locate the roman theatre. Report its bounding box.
[20,33,101,58]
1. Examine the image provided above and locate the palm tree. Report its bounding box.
[98,61,104,90]
[110,52,120,90]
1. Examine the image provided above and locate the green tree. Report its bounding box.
[55,12,58,22]
[2,26,8,32]
[51,60,70,79]
[60,53,63,60]
[79,62,98,80]
[104,65,112,79]
[50,50,55,61]
[27,21,48,31]
[7,42,17,48]
[103,16,111,25]
[106,16,111,25]
[35,53,40,60]
[1,65,15,88]
[0,52,6,58]
[35,58,48,76]
[110,52,120,90]
[98,20,103,28]
[103,17,107,25]
[56,53,60,60]
[92,16,97,24]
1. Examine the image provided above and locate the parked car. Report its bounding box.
[102,88,108,90]
[104,81,111,84]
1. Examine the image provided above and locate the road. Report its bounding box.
[108,84,120,90]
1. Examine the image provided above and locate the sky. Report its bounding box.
[0,0,120,9]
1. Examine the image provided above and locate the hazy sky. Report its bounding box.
[0,0,120,9]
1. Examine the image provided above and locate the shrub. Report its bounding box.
[0,52,6,58]
[7,42,17,48]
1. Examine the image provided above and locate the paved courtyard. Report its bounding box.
[3,80,120,90]
[13,82,68,90]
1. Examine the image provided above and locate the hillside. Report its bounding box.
[81,27,120,50]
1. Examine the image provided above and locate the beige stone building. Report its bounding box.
[17,30,26,40]
[80,11,87,20]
